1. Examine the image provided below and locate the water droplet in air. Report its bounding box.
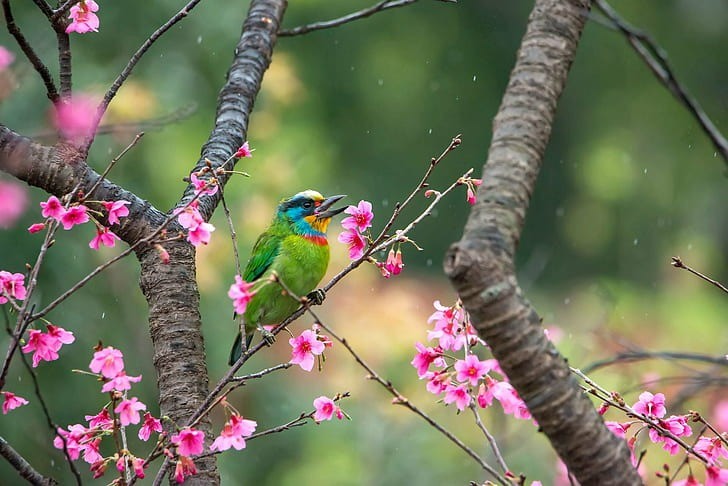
[377,79,384,86]
[101,312,105,319]
[197,36,202,44]
[643,168,648,174]
[426,259,433,267]
[633,238,639,246]
[428,128,432,134]
[382,199,389,207]
[564,298,571,305]
[472,75,477,82]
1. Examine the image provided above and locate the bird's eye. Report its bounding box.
[302,201,313,209]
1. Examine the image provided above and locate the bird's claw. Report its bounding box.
[305,289,326,306]
[259,327,276,346]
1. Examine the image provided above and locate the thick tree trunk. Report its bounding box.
[445,0,642,484]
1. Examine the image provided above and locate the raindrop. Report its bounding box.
[555,207,565,217]
[334,39,339,45]
[101,312,105,319]
[377,79,384,86]
[426,259,433,267]
[564,298,571,305]
[472,75,477,82]
[633,238,639,246]
[366,129,370,134]
[51,460,55,467]
[714,152,718,157]
[197,35,202,44]
[350,66,355,71]
[455,96,460,101]
[688,144,693,149]
[687,243,693,250]
[428,128,432,134]
[643,168,648,174]
[382,199,389,207]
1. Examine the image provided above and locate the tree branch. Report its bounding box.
[279,0,419,37]
[593,0,728,167]
[445,0,642,483]
[0,436,58,486]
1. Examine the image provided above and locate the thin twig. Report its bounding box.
[274,276,508,485]
[220,192,242,276]
[584,349,728,374]
[279,0,418,37]
[83,0,204,153]
[86,132,145,198]
[468,403,509,474]
[593,0,728,166]
[571,367,711,466]
[671,256,728,295]
[1,0,59,102]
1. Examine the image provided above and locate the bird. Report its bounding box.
[228,190,346,365]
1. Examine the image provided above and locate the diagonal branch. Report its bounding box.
[593,0,728,167]
[445,0,642,484]
[1,0,59,102]
[83,0,206,154]
[279,0,419,37]
[0,436,58,486]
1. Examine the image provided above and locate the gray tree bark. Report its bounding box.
[445,0,643,484]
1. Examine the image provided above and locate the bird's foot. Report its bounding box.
[305,288,326,306]
[258,326,276,346]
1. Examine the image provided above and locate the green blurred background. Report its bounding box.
[0,1,726,484]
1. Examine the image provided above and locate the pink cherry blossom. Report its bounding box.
[2,391,28,414]
[138,412,163,441]
[424,370,449,395]
[174,456,197,483]
[411,342,443,378]
[695,436,728,466]
[632,391,667,418]
[234,141,252,158]
[171,427,205,456]
[66,0,100,34]
[454,354,494,386]
[187,221,215,246]
[0,180,27,228]
[190,173,218,197]
[89,346,125,378]
[713,400,728,433]
[90,459,107,479]
[82,438,103,464]
[341,200,373,232]
[706,466,728,486]
[85,408,113,431]
[210,414,257,451]
[53,424,89,460]
[228,276,257,315]
[101,200,130,225]
[60,205,90,230]
[115,397,146,426]
[289,329,325,372]
[466,187,476,205]
[427,300,466,351]
[313,396,344,422]
[117,454,146,479]
[491,381,531,420]
[0,46,15,70]
[443,383,471,411]
[53,95,98,143]
[177,203,204,230]
[40,195,65,220]
[101,371,142,393]
[477,380,495,408]
[21,324,74,367]
[337,228,366,260]
[27,223,46,233]
[605,421,631,439]
[89,227,120,249]
[0,271,27,303]
[382,249,404,278]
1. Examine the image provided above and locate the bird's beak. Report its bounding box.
[315,194,346,219]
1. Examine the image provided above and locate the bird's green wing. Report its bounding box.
[243,231,281,282]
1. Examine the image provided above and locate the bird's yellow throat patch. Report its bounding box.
[304,215,332,234]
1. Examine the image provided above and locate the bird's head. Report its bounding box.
[277,190,346,238]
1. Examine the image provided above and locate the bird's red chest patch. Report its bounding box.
[302,234,328,246]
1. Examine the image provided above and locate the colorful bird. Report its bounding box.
[228,190,346,365]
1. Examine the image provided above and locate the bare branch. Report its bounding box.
[0,436,58,486]
[671,256,728,295]
[593,0,728,167]
[584,349,728,374]
[1,0,59,102]
[279,0,421,37]
[83,0,205,153]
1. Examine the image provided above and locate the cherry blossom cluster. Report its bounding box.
[412,300,532,420]
[600,391,728,485]
[337,200,404,277]
[30,195,130,250]
[0,270,26,304]
[175,200,215,247]
[22,323,75,367]
[52,346,160,480]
